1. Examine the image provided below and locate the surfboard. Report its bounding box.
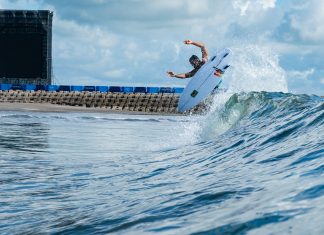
[177,48,233,113]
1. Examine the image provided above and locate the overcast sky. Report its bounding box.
[0,0,323,95]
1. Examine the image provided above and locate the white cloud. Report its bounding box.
[172,43,181,62]
[320,78,324,85]
[123,42,160,61]
[232,0,251,16]
[232,0,276,16]
[290,1,324,42]
[287,68,315,81]
[92,0,105,4]
[149,0,184,10]
[0,0,41,9]
[54,17,118,64]
[258,0,276,9]
[103,69,126,79]
[186,0,209,15]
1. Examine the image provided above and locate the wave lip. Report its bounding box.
[197,91,323,141]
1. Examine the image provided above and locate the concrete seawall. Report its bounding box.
[0,90,206,114]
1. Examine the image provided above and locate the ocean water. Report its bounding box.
[0,91,323,235]
[1,45,324,234]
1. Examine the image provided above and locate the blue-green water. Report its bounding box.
[0,92,323,234]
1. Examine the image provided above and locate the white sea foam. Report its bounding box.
[227,44,288,93]
[180,44,288,143]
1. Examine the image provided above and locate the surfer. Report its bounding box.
[167,39,208,79]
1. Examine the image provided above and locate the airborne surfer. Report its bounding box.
[167,39,208,79]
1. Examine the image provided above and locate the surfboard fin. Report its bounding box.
[223,65,230,70]
[190,90,198,97]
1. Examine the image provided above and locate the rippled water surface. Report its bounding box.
[0,92,323,234]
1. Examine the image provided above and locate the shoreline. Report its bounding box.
[0,102,184,116]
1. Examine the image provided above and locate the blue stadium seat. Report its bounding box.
[11,84,24,90]
[109,86,122,92]
[174,87,184,93]
[84,86,96,92]
[147,87,160,93]
[122,87,134,93]
[58,85,71,91]
[71,86,84,91]
[45,85,59,91]
[160,87,173,93]
[25,84,36,91]
[134,87,146,93]
[96,86,109,92]
[0,84,12,90]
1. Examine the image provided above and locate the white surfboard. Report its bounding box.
[177,48,233,113]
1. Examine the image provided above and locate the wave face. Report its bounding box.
[0,92,323,234]
[172,92,324,234]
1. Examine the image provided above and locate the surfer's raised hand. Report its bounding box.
[184,40,193,45]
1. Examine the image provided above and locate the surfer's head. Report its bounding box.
[189,55,201,68]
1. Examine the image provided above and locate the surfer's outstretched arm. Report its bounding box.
[166,71,188,79]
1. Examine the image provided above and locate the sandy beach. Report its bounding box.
[0,102,115,112]
[0,102,183,115]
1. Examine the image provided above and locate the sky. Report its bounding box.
[0,0,323,95]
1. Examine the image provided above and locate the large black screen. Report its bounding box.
[0,33,43,78]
